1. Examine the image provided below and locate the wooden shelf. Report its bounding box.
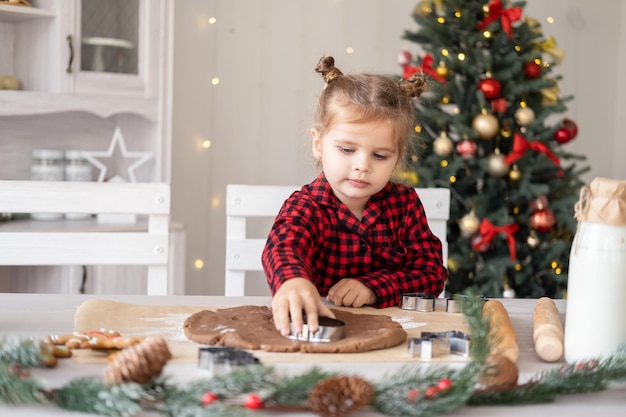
[0,90,158,121]
[0,4,55,22]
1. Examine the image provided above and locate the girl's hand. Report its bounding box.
[271,278,335,337]
[327,278,377,307]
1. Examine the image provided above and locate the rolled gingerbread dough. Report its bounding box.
[183,305,407,353]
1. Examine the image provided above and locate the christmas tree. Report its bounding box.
[397,0,589,298]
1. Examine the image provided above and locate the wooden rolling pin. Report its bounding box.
[533,297,564,362]
[483,299,519,363]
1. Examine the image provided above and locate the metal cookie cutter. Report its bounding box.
[445,295,488,313]
[198,346,259,373]
[408,330,471,359]
[401,292,436,312]
[286,316,346,343]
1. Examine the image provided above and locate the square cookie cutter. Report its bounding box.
[198,346,259,373]
[408,330,471,359]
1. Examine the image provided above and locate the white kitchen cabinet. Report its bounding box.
[0,0,173,182]
[0,0,178,294]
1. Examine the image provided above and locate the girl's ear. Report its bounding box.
[311,128,322,160]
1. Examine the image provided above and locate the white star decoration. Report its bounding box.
[83,127,153,183]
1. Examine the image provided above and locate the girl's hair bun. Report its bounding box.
[315,56,344,84]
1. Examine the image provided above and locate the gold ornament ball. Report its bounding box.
[488,153,510,177]
[459,211,480,238]
[472,113,499,139]
[436,65,449,78]
[433,132,454,156]
[414,0,432,16]
[447,257,458,273]
[508,165,522,181]
[514,107,535,126]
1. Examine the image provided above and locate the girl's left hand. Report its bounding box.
[326,279,377,307]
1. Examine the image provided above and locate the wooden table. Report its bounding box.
[0,293,624,416]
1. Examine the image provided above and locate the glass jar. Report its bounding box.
[564,178,626,363]
[30,149,64,221]
[64,150,94,220]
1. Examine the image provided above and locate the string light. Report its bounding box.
[345,47,354,54]
[208,17,217,24]
[202,140,212,149]
[211,77,220,85]
[449,175,457,183]
[546,16,555,24]
[437,17,445,24]
[457,52,466,61]
[194,259,204,269]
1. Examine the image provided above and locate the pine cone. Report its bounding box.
[308,375,374,417]
[103,336,172,384]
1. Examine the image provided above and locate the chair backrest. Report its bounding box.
[0,180,171,295]
[225,184,450,296]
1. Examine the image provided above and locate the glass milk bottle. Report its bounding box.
[564,177,626,363]
[30,149,64,220]
[64,150,93,220]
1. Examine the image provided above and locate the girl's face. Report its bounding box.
[311,117,400,219]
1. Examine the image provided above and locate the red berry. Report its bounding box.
[437,378,453,391]
[201,392,218,406]
[244,393,264,409]
[407,388,421,403]
[425,386,439,399]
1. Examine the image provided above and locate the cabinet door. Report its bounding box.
[69,0,153,97]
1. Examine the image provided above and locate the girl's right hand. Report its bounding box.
[271,277,335,337]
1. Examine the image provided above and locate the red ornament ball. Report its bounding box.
[244,393,264,410]
[456,139,477,159]
[471,234,490,253]
[524,61,542,79]
[563,118,578,138]
[478,78,502,100]
[529,208,556,233]
[529,195,549,212]
[554,127,573,144]
[201,392,219,406]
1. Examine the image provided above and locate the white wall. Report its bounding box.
[171,0,626,295]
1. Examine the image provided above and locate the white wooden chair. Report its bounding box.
[0,180,171,295]
[225,184,450,296]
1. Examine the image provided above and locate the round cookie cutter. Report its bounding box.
[286,315,346,343]
[401,292,436,312]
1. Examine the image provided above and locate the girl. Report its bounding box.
[262,56,447,337]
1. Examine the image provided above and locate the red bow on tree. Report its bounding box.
[403,53,447,83]
[471,218,520,261]
[477,0,522,40]
[504,133,560,166]
[402,64,420,80]
[421,53,446,83]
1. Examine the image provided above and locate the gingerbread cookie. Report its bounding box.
[183,305,407,353]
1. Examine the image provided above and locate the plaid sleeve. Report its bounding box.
[261,193,319,294]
